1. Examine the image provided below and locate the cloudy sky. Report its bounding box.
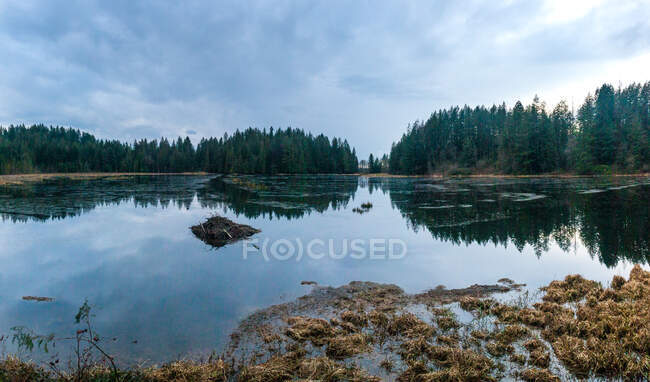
[1,0,649,157]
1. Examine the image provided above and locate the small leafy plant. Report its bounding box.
[11,300,119,381]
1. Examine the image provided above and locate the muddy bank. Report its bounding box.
[222,266,650,381]
[190,215,260,248]
[223,279,528,381]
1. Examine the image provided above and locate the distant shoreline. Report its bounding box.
[1,171,648,186]
[357,172,650,179]
[0,172,209,186]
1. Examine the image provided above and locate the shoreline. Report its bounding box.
[358,171,650,179]
[0,172,210,186]
[3,267,650,381]
[2,171,648,186]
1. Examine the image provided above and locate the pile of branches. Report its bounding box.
[191,215,260,248]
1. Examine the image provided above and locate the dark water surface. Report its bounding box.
[0,174,648,363]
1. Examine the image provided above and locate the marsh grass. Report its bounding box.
[5,267,650,380]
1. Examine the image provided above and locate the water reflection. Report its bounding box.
[197,175,359,220]
[379,177,650,267]
[204,175,650,267]
[1,175,648,268]
[0,176,204,222]
[0,174,648,363]
[0,175,359,223]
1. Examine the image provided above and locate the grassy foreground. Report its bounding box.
[3,267,650,381]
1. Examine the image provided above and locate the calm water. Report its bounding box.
[0,174,648,364]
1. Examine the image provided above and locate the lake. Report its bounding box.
[0,174,648,364]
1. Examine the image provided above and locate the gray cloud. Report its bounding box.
[1,0,649,158]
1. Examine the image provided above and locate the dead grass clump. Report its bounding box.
[437,334,459,346]
[338,321,358,333]
[368,309,389,330]
[541,274,602,304]
[611,275,626,290]
[397,348,496,381]
[396,360,428,382]
[296,356,381,382]
[238,354,297,382]
[427,346,496,381]
[354,283,406,311]
[517,308,548,328]
[434,314,460,331]
[256,324,281,346]
[339,310,367,327]
[325,333,371,359]
[510,353,527,365]
[523,339,545,352]
[551,335,644,378]
[486,341,514,357]
[145,359,230,381]
[459,296,496,312]
[519,368,560,382]
[494,324,529,344]
[531,301,568,314]
[489,303,520,323]
[0,356,50,382]
[296,357,345,380]
[628,264,650,283]
[285,316,333,346]
[618,280,647,300]
[399,337,434,361]
[389,312,435,338]
[239,353,381,382]
[529,349,550,368]
[470,330,489,340]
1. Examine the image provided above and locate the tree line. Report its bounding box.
[388,82,650,175]
[0,125,358,175]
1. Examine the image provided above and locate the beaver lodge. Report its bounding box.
[190,215,260,248]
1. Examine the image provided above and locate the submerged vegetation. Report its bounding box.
[5,267,650,380]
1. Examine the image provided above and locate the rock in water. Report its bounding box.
[191,215,260,248]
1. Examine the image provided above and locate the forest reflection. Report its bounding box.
[0,175,647,267]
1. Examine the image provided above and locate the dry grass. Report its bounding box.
[0,356,48,382]
[8,268,650,381]
[0,356,230,382]
[325,333,371,359]
[494,325,529,344]
[285,316,333,346]
[143,359,230,381]
[339,310,367,327]
[0,172,208,186]
[519,367,560,382]
[389,312,435,338]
